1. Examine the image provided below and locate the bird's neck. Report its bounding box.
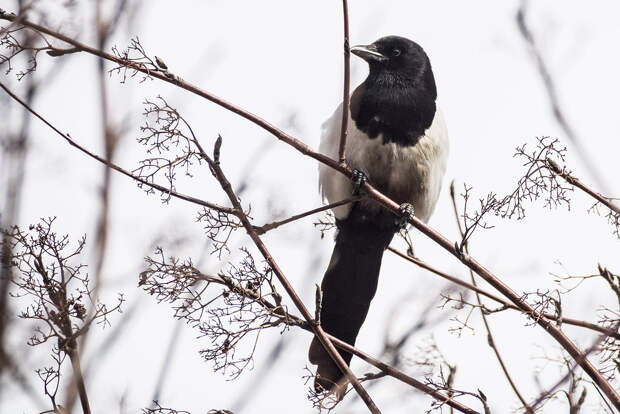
[350,68,437,147]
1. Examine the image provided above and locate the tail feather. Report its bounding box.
[309,206,397,391]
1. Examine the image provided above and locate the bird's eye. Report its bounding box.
[392,49,401,57]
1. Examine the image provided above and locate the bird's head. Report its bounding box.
[351,36,430,80]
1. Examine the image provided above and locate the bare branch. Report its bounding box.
[140,250,481,414]
[0,81,234,214]
[253,197,359,235]
[388,247,620,340]
[450,182,533,413]
[545,156,620,239]
[337,0,350,164]
[201,137,382,413]
[2,218,124,414]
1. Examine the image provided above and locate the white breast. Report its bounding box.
[319,103,449,222]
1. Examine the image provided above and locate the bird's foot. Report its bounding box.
[315,373,348,401]
[396,203,415,229]
[351,169,368,195]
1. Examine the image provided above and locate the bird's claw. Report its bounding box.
[351,169,368,195]
[397,203,415,229]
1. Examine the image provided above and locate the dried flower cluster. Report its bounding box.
[1,217,123,410]
[140,247,303,379]
[134,97,205,200]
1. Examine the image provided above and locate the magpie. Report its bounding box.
[308,36,449,393]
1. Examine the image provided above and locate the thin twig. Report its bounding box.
[202,140,381,413]
[0,81,234,215]
[545,158,620,216]
[337,0,350,164]
[327,335,480,414]
[194,271,481,414]
[253,196,359,235]
[91,0,115,286]
[65,4,115,412]
[387,247,620,340]
[527,327,615,412]
[68,351,91,414]
[450,182,533,413]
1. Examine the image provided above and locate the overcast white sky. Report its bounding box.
[2,1,620,413]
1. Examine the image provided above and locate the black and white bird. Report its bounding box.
[308,36,449,392]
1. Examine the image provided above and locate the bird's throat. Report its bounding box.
[350,71,437,147]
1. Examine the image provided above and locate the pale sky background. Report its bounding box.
[1,1,620,413]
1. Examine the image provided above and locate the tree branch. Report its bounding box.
[545,157,620,215]
[337,0,351,164]
[253,196,359,235]
[450,182,533,413]
[0,81,234,215]
[201,137,381,413]
[388,247,620,340]
[191,271,481,414]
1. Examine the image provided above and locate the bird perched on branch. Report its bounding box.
[309,35,449,394]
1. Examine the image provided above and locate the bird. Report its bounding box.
[308,35,449,394]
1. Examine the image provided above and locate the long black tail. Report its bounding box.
[308,206,397,391]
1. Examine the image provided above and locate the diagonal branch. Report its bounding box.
[388,247,620,340]
[0,79,371,409]
[201,137,381,413]
[450,182,533,413]
[337,0,351,164]
[194,271,481,414]
[327,335,480,414]
[253,196,359,235]
[366,182,619,409]
[0,81,234,215]
[0,11,341,175]
[545,157,620,215]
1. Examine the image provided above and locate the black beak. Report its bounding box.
[350,44,387,62]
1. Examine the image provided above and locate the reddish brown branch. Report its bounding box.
[372,181,619,408]
[388,247,620,340]
[203,141,381,413]
[0,81,234,215]
[327,335,480,414]
[253,196,359,235]
[545,158,620,216]
[337,0,351,164]
[196,271,481,414]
